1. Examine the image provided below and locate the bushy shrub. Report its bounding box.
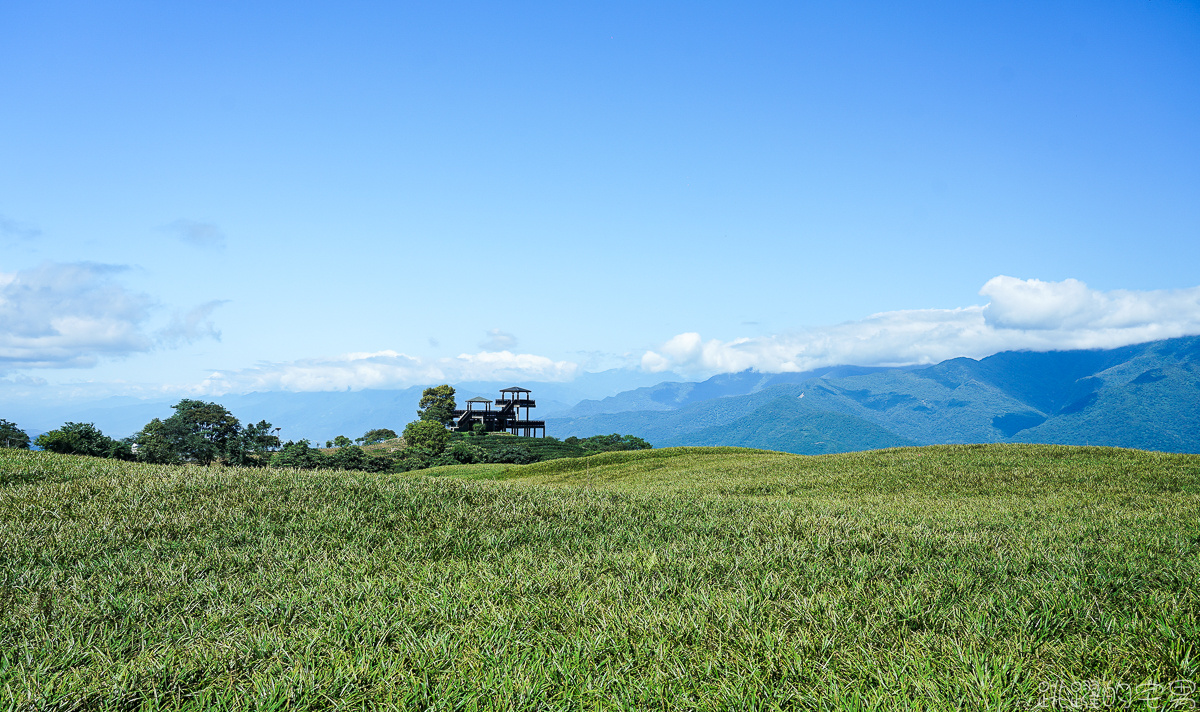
[565,434,652,453]
[402,420,450,454]
[394,447,440,473]
[486,445,535,465]
[447,441,486,465]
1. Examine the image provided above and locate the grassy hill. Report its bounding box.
[3,444,1197,709]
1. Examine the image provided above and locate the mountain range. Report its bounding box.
[547,336,1200,454]
[7,337,1198,454]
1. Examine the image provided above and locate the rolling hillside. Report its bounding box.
[4,445,1198,708]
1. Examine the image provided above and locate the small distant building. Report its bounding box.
[449,386,545,437]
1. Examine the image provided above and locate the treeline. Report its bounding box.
[10,401,397,473]
[391,431,653,472]
[1,386,652,473]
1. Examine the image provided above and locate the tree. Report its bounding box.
[402,419,449,454]
[133,418,182,465]
[34,422,125,458]
[169,400,241,465]
[327,444,365,470]
[240,420,281,465]
[356,428,399,445]
[417,385,457,426]
[133,400,258,466]
[270,440,323,469]
[0,419,30,450]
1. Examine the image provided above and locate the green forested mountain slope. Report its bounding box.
[669,395,917,454]
[548,336,1200,454]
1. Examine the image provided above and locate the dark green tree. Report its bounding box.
[356,428,397,445]
[34,422,126,458]
[134,400,257,466]
[327,444,365,470]
[133,418,182,464]
[240,420,281,465]
[269,440,323,469]
[0,419,31,449]
[417,385,457,426]
[619,434,653,451]
[574,433,653,452]
[168,400,241,465]
[332,435,355,448]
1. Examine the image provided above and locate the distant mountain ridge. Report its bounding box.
[547,336,1200,454]
[560,365,907,417]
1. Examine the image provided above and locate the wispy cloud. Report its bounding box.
[156,300,228,347]
[0,214,42,242]
[642,276,1200,377]
[479,329,518,351]
[192,349,579,395]
[162,219,226,249]
[0,262,225,373]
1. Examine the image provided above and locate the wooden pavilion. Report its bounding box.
[449,386,545,437]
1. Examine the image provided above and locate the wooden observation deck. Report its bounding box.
[449,386,546,437]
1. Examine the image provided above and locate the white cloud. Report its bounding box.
[192,350,579,395]
[642,276,1200,377]
[0,262,225,372]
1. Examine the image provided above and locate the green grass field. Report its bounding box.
[2,444,1198,710]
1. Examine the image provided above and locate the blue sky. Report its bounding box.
[2,0,1199,403]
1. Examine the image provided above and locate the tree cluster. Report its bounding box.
[12,385,654,475]
[390,386,459,471]
[564,433,653,452]
[1,419,32,450]
[133,400,280,466]
[269,439,394,472]
[34,422,134,460]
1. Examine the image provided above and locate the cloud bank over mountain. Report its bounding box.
[193,350,580,395]
[641,277,1200,377]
